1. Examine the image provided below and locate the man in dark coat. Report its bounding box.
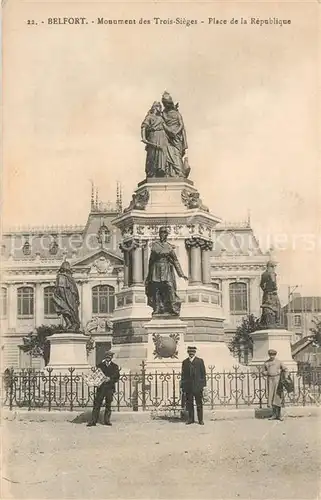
[181,346,206,425]
[87,351,120,427]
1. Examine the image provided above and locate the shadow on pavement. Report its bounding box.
[70,410,92,424]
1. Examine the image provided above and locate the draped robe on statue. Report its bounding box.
[53,271,80,330]
[141,112,167,177]
[162,108,188,177]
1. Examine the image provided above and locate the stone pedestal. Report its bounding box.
[250,329,297,371]
[111,177,237,371]
[145,317,187,371]
[47,333,91,373]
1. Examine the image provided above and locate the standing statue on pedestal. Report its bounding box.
[141,91,190,179]
[145,227,188,316]
[53,261,80,331]
[259,260,281,328]
[141,101,167,178]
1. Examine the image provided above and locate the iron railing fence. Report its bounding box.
[2,363,321,412]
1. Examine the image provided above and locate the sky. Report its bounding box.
[2,0,320,298]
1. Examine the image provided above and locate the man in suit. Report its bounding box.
[181,346,206,425]
[87,351,120,427]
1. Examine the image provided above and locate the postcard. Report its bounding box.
[1,1,320,499]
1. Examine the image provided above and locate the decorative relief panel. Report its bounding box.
[152,333,180,359]
[90,256,114,275]
[123,189,149,213]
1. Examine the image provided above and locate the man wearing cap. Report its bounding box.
[87,351,120,427]
[262,349,288,421]
[181,346,206,425]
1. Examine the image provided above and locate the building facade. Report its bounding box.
[0,189,268,369]
[283,295,321,343]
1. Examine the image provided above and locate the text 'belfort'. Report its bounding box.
[46,17,292,27]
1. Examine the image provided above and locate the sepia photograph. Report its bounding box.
[1,1,320,499]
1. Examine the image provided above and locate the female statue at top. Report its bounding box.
[141,101,167,177]
[141,92,190,178]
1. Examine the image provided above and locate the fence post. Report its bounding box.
[258,367,263,409]
[132,370,139,411]
[141,361,146,411]
[210,366,214,410]
[9,368,14,411]
[70,367,74,412]
[234,366,239,409]
[48,368,52,412]
[302,368,307,407]
[172,370,176,409]
[27,368,32,411]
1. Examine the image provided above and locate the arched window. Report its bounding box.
[49,238,59,255]
[22,240,31,256]
[17,286,34,317]
[92,285,115,314]
[44,286,56,316]
[229,282,248,313]
[0,287,7,317]
[97,224,111,245]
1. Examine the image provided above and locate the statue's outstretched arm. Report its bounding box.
[170,250,187,279]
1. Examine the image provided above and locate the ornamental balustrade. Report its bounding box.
[2,363,321,412]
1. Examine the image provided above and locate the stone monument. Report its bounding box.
[47,261,90,372]
[250,260,297,370]
[111,91,235,371]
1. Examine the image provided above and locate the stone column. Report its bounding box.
[143,240,149,281]
[200,240,213,284]
[35,283,44,327]
[119,242,132,288]
[123,251,129,287]
[185,238,202,284]
[78,281,84,325]
[132,240,143,285]
[8,284,17,331]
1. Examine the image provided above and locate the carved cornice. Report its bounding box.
[120,223,213,240]
[2,224,85,235]
[211,264,265,272]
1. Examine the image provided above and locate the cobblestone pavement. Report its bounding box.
[1,415,320,499]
